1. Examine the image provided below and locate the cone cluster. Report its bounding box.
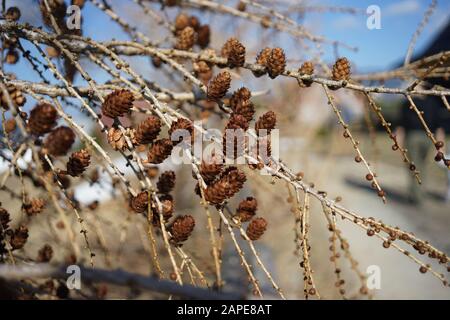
[332,57,351,81]
[204,167,246,204]
[130,191,149,213]
[207,71,231,101]
[1,84,26,109]
[221,38,246,68]
[44,126,75,156]
[28,103,58,136]
[236,197,257,222]
[135,116,161,145]
[23,198,46,216]
[147,138,174,164]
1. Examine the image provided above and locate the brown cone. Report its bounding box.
[4,118,16,134]
[135,116,161,145]
[23,198,46,216]
[102,89,134,118]
[107,127,137,151]
[39,0,66,31]
[169,118,193,144]
[204,167,246,204]
[194,60,213,83]
[157,171,176,194]
[37,244,53,262]
[44,126,75,156]
[237,197,257,222]
[130,191,149,213]
[200,160,223,184]
[174,13,189,32]
[267,48,286,79]
[253,47,272,77]
[175,26,195,50]
[28,103,58,136]
[10,225,28,250]
[207,71,231,101]
[196,25,210,48]
[1,84,26,110]
[147,139,173,164]
[170,215,195,243]
[229,87,254,122]
[255,111,276,134]
[332,57,351,81]
[246,217,267,240]
[0,207,10,230]
[66,149,90,177]
[221,38,246,68]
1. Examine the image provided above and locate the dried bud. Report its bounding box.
[267,48,286,79]
[4,118,16,134]
[332,57,351,81]
[1,84,26,109]
[130,191,149,213]
[66,149,90,177]
[207,71,231,101]
[147,138,173,164]
[246,217,267,240]
[175,26,195,50]
[157,171,176,194]
[107,127,137,151]
[102,89,134,118]
[37,244,53,262]
[237,197,257,222]
[221,38,246,68]
[205,167,246,204]
[135,116,161,145]
[5,49,19,64]
[23,198,46,216]
[170,215,195,243]
[44,126,75,156]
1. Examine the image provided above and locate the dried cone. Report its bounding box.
[135,116,161,145]
[205,167,246,204]
[5,50,19,64]
[66,149,90,177]
[107,127,137,151]
[5,7,21,21]
[174,13,189,32]
[221,38,246,68]
[298,61,314,87]
[255,111,276,134]
[102,89,134,118]
[4,118,16,134]
[170,215,195,243]
[1,84,26,110]
[253,47,272,77]
[189,16,200,31]
[44,126,75,156]
[37,244,53,262]
[332,57,351,81]
[40,0,66,31]
[0,207,11,230]
[196,25,210,48]
[130,191,149,213]
[169,118,193,144]
[237,197,257,222]
[157,171,176,194]
[175,26,195,50]
[147,138,173,164]
[246,217,267,240]
[229,87,254,122]
[207,71,231,101]
[193,60,212,83]
[10,225,28,250]
[23,198,46,216]
[199,159,223,184]
[28,103,58,136]
[156,194,174,221]
[267,48,286,79]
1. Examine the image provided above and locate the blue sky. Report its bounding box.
[307,0,450,72]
